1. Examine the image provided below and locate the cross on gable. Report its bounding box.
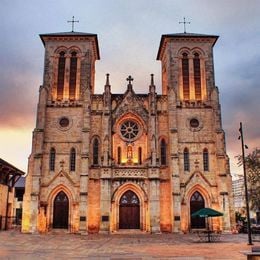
[179,17,191,33]
[67,16,79,32]
[126,75,134,85]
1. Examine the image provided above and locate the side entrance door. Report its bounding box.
[53,191,69,229]
[119,190,140,229]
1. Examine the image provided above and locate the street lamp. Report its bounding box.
[238,122,253,245]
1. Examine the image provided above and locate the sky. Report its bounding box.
[0,0,259,176]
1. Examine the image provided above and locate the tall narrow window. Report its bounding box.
[57,51,66,100]
[203,148,209,171]
[50,148,56,171]
[193,53,201,100]
[182,53,190,100]
[184,148,190,171]
[160,139,167,166]
[93,138,99,165]
[138,147,142,165]
[69,52,77,100]
[70,148,76,171]
[117,147,122,164]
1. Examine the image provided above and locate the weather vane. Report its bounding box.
[179,17,191,33]
[67,16,79,32]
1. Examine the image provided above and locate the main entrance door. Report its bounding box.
[190,191,206,228]
[53,191,69,229]
[119,190,140,229]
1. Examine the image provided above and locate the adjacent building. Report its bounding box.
[0,158,24,230]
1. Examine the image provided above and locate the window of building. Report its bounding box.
[203,148,209,171]
[138,147,142,165]
[160,139,167,166]
[184,148,190,171]
[182,53,190,100]
[193,53,201,100]
[117,147,122,164]
[70,148,76,171]
[50,148,56,171]
[120,120,139,141]
[69,52,77,100]
[57,51,66,100]
[93,138,99,165]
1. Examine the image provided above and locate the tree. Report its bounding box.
[238,148,260,212]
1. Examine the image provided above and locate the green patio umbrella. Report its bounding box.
[191,208,223,218]
[191,208,223,242]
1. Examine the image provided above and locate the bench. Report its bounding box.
[242,246,260,260]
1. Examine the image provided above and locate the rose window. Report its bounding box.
[120,120,139,141]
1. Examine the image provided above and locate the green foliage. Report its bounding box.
[237,148,260,211]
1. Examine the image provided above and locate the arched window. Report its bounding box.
[184,148,190,171]
[117,147,121,164]
[69,51,77,100]
[193,53,201,100]
[57,51,66,100]
[160,139,167,166]
[49,148,56,171]
[70,148,76,171]
[93,138,99,165]
[190,191,206,228]
[182,53,190,100]
[203,148,209,171]
[138,147,142,165]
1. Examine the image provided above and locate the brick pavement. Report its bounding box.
[0,230,259,259]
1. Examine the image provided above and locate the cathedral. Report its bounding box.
[22,29,234,234]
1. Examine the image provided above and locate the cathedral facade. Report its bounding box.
[22,30,234,234]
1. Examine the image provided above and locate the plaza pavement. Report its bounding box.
[0,230,259,259]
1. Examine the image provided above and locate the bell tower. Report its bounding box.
[157,33,218,101]
[22,31,100,233]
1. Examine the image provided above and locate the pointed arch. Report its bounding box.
[57,51,66,100]
[193,52,202,100]
[138,147,142,165]
[117,146,122,164]
[184,147,190,171]
[111,182,148,232]
[160,139,167,166]
[53,191,69,228]
[49,147,56,171]
[70,147,76,171]
[69,51,77,100]
[182,53,190,100]
[190,191,206,228]
[93,137,99,166]
[203,148,209,171]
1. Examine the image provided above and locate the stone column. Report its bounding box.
[99,177,111,233]
[148,175,160,233]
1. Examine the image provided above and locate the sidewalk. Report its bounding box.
[0,230,259,259]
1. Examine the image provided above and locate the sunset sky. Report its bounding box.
[1,0,259,175]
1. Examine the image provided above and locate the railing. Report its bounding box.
[0,216,21,231]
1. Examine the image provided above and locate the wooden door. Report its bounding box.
[190,191,206,228]
[53,191,69,229]
[119,190,140,229]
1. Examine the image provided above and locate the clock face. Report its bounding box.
[120,120,139,141]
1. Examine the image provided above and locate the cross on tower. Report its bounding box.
[67,16,79,32]
[179,17,191,33]
[126,75,134,85]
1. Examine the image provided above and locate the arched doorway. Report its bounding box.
[119,190,140,229]
[190,191,206,229]
[53,191,69,229]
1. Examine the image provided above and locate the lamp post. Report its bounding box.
[238,122,253,245]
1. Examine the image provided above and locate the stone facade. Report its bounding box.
[22,31,234,234]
